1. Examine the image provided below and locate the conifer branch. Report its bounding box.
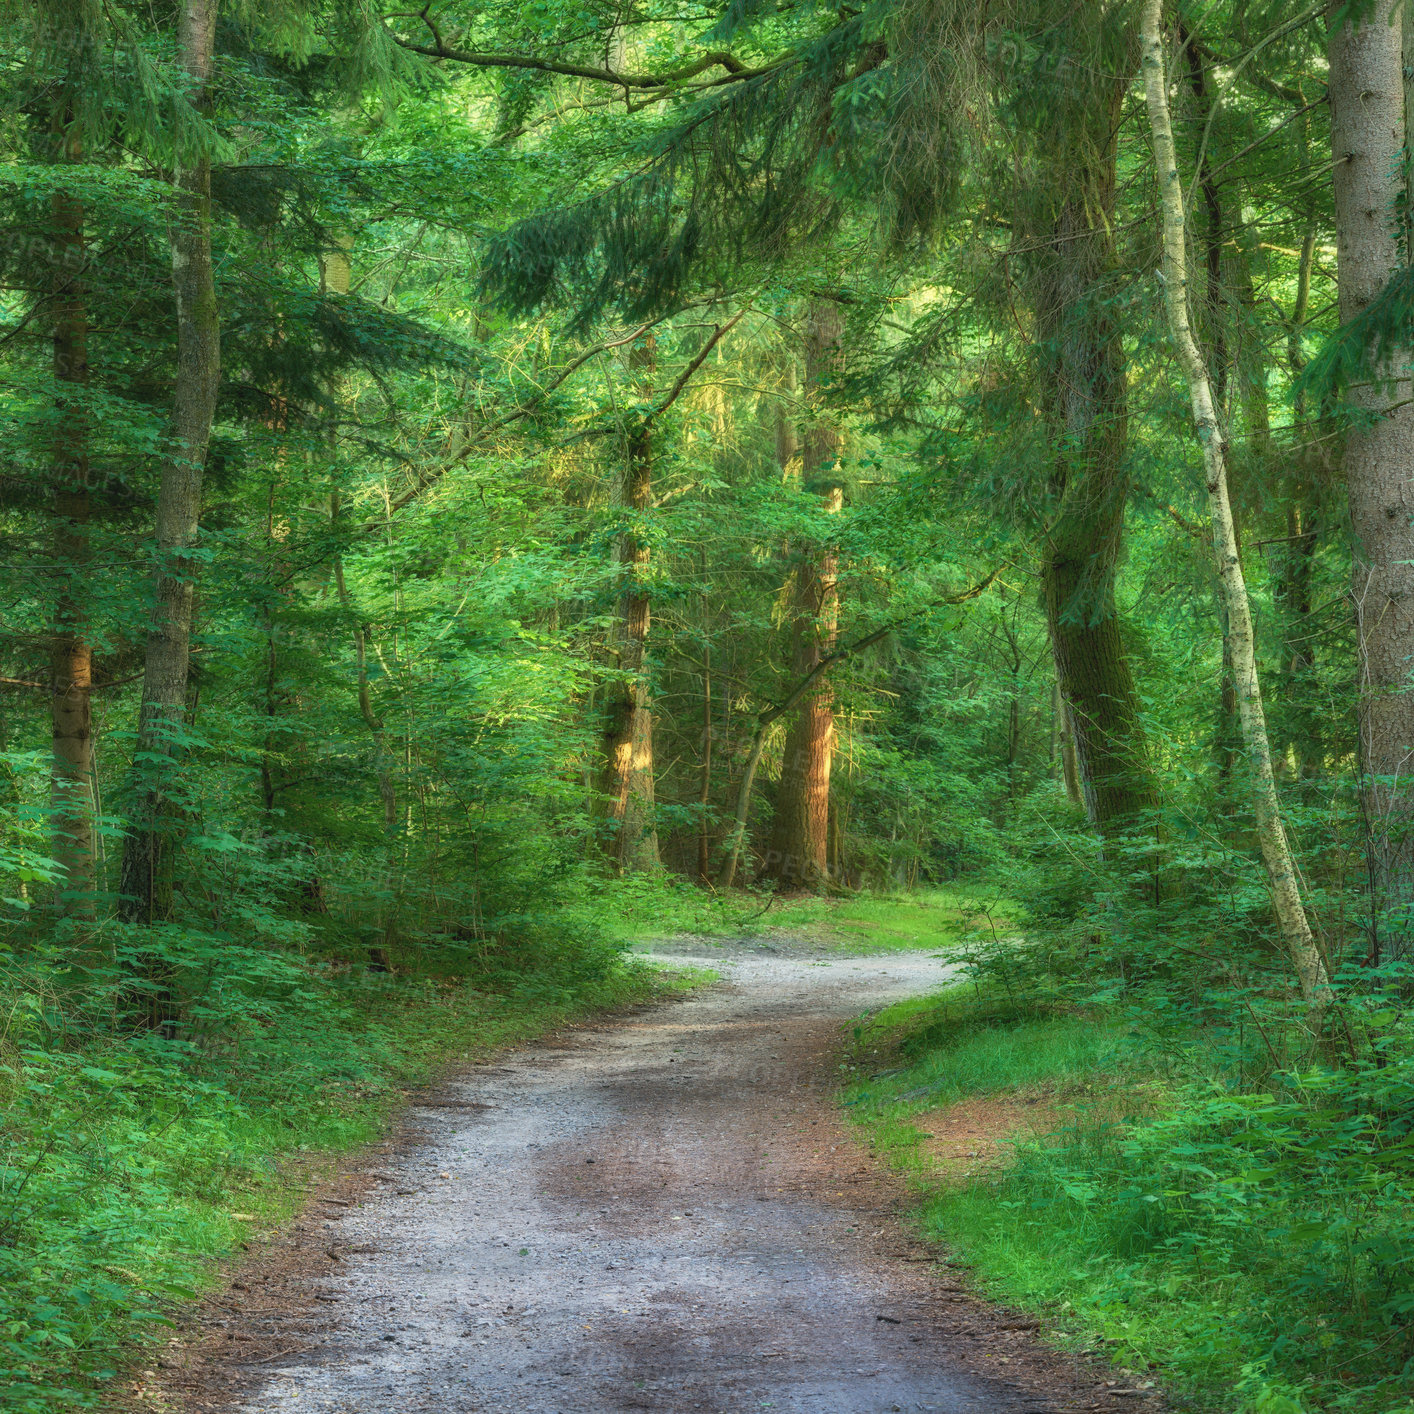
[362,305,730,529]
[388,16,779,92]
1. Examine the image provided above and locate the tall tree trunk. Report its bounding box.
[333,550,398,966]
[48,114,95,924]
[599,335,659,871]
[774,362,797,475]
[1053,678,1082,805]
[1327,0,1414,957]
[118,0,220,924]
[1142,0,1332,1024]
[718,723,769,890]
[1273,204,1322,780]
[325,239,396,966]
[1029,78,1156,835]
[761,299,843,889]
[698,636,713,883]
[1182,42,1248,790]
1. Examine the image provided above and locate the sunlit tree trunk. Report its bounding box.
[698,634,713,882]
[599,334,660,872]
[48,106,95,925]
[1325,0,1414,956]
[761,300,842,890]
[1142,0,1331,1025]
[1029,81,1156,835]
[118,0,220,924]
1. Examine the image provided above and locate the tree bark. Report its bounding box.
[1054,679,1082,805]
[118,0,221,924]
[1274,203,1322,779]
[599,334,660,871]
[1328,0,1414,957]
[1141,0,1332,1024]
[333,548,398,965]
[761,299,843,889]
[717,721,769,891]
[698,635,713,883]
[715,571,1000,889]
[48,111,95,924]
[1029,73,1157,835]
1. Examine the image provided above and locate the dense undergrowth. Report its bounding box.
[0,906,699,1413]
[846,903,1414,1414]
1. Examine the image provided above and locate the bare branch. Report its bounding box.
[645,311,744,424]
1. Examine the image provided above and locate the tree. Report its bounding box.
[118,0,222,924]
[1327,0,1414,957]
[1020,12,1157,836]
[761,298,844,889]
[598,332,661,872]
[44,3,97,926]
[1141,0,1331,1025]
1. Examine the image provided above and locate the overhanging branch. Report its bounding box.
[387,13,779,92]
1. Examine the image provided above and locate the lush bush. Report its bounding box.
[848,936,1414,1413]
[0,923,667,1412]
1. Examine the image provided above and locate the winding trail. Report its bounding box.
[162,947,1161,1414]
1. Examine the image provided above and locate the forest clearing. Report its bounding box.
[5,0,1414,1410]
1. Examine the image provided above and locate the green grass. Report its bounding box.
[598,874,1012,954]
[842,988,1132,1190]
[0,955,706,1413]
[848,988,1128,1108]
[844,988,1414,1414]
[769,886,1013,954]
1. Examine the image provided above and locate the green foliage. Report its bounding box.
[0,932,674,1411]
[0,754,60,911]
[0,0,1400,1409]
[847,925,1414,1412]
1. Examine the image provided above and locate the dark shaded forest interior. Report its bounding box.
[3,1,1414,1411]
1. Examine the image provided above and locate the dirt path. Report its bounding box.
[156,949,1162,1414]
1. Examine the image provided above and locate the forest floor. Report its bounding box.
[132,939,1165,1414]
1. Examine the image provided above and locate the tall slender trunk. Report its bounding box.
[1029,81,1156,835]
[118,0,220,924]
[1141,0,1331,1024]
[718,724,769,890]
[333,550,397,965]
[774,363,797,475]
[762,299,843,889]
[698,636,713,882]
[1182,42,1246,790]
[325,239,395,965]
[48,118,95,923]
[599,335,659,871]
[1273,202,1322,779]
[1327,0,1414,957]
[1052,677,1082,805]
[1006,678,1021,804]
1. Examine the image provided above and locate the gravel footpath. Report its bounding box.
[153,948,1162,1414]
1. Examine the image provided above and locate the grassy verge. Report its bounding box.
[844,987,1414,1414]
[600,871,1010,953]
[0,954,706,1413]
[769,886,1014,954]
